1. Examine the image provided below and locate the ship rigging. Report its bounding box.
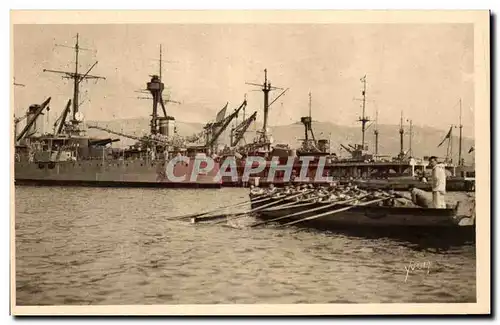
[43,33,106,136]
[245,69,289,152]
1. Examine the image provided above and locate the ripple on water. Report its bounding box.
[15,186,476,305]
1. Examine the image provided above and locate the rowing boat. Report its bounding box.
[249,193,474,229]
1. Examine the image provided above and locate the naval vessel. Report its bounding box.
[216,74,475,191]
[14,34,221,188]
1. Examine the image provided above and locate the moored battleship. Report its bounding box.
[14,35,221,188]
[218,74,475,191]
[14,35,475,191]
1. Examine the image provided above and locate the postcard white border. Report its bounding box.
[9,9,490,316]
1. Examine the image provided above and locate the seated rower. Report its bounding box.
[302,193,317,202]
[317,189,328,197]
[337,192,348,200]
[327,193,339,202]
[267,184,278,195]
[283,186,293,195]
[250,185,265,196]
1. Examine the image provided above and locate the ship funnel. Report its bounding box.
[159,118,168,136]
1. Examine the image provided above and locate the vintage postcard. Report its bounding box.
[10,10,490,315]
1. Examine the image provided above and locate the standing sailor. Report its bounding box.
[428,156,447,208]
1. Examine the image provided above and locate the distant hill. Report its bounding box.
[86,117,475,164]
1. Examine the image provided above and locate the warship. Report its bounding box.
[14,34,221,188]
[219,74,475,191]
[15,34,474,191]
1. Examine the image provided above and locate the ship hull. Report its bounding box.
[14,179,221,188]
[14,158,222,189]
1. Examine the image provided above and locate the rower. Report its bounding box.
[267,184,277,194]
[250,185,261,196]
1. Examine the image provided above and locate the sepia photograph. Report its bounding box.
[10,10,490,315]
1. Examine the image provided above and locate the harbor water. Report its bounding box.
[15,186,476,305]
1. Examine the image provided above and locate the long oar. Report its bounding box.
[191,198,303,224]
[170,194,274,220]
[248,190,315,212]
[206,190,315,225]
[250,192,273,200]
[248,195,368,228]
[282,196,393,227]
[260,200,316,212]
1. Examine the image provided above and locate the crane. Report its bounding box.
[340,144,354,154]
[231,111,257,147]
[207,99,247,149]
[53,100,72,135]
[16,97,51,142]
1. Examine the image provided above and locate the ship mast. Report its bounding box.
[300,91,316,150]
[407,118,413,158]
[159,44,163,81]
[450,124,454,164]
[357,75,370,151]
[260,69,271,142]
[246,69,288,150]
[458,98,463,165]
[399,111,404,158]
[43,33,105,132]
[309,90,312,120]
[136,44,180,135]
[305,91,312,141]
[72,33,80,122]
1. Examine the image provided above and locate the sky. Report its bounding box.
[13,23,474,137]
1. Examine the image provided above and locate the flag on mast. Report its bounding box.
[437,126,453,148]
[215,103,228,123]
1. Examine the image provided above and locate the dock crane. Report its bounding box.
[16,97,51,142]
[206,99,247,150]
[231,111,257,147]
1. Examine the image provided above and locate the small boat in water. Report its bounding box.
[249,193,475,230]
